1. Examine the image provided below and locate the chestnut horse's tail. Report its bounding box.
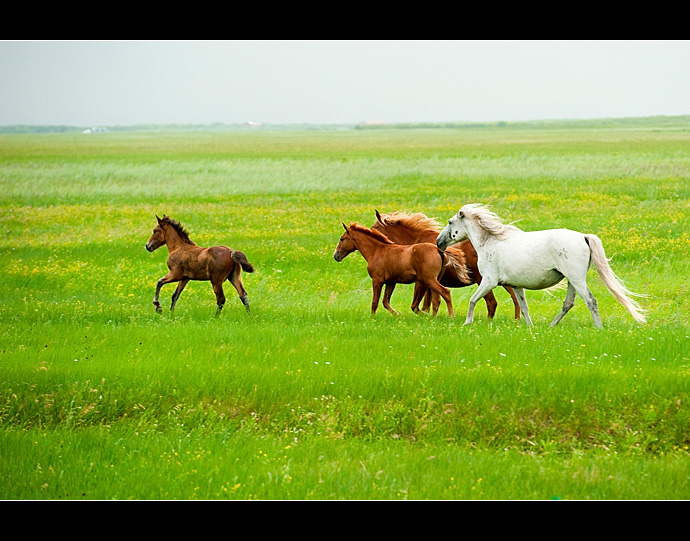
[440,247,470,284]
[437,249,446,281]
[231,251,255,273]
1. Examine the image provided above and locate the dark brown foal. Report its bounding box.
[146,215,254,315]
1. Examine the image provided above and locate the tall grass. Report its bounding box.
[1,126,689,499]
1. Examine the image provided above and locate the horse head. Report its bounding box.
[146,215,168,252]
[437,208,470,250]
[333,223,357,262]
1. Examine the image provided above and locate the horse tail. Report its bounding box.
[441,246,471,284]
[437,249,447,280]
[584,234,647,324]
[231,251,255,273]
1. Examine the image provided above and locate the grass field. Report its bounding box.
[1,123,689,499]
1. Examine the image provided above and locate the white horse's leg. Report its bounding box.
[550,282,576,327]
[465,281,496,325]
[569,280,602,328]
[512,287,533,326]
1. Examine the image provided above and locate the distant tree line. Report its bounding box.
[0,122,352,134]
[355,115,690,130]
[1,115,688,134]
[0,125,84,134]
[356,121,508,130]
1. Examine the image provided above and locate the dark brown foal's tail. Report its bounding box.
[231,251,255,273]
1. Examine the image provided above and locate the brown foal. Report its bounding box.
[145,215,254,315]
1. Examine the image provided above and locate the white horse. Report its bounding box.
[436,204,647,327]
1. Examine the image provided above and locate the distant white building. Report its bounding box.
[357,120,388,127]
[82,127,109,134]
[243,121,263,129]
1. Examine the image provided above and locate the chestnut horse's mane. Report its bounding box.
[161,216,196,245]
[377,211,443,234]
[347,222,395,244]
[375,211,470,284]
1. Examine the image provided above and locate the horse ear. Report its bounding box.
[342,222,349,231]
[156,215,163,224]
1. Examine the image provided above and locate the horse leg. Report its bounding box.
[421,289,432,313]
[427,281,453,318]
[153,273,180,313]
[170,278,190,312]
[431,291,441,317]
[228,269,250,313]
[503,286,521,319]
[371,281,383,315]
[512,287,533,326]
[212,279,226,316]
[550,282,576,327]
[482,289,498,319]
[465,280,497,325]
[569,280,603,328]
[382,283,399,315]
[411,282,427,314]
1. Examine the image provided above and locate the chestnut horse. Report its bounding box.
[372,210,521,319]
[333,222,454,317]
[145,215,254,315]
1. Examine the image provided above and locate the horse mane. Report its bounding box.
[348,222,395,244]
[462,204,521,238]
[378,211,474,282]
[160,216,197,245]
[377,211,443,234]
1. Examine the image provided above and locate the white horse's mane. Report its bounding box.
[462,204,522,238]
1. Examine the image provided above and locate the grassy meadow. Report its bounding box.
[1,123,689,499]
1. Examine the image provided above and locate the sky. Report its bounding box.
[1,40,689,126]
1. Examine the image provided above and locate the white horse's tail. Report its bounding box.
[585,234,647,324]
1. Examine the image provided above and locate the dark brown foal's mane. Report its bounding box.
[160,215,196,245]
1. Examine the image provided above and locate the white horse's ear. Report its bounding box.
[457,211,464,218]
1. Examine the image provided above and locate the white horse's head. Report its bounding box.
[436,206,472,249]
[438,204,519,249]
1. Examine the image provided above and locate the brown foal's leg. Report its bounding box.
[228,270,250,313]
[170,278,190,312]
[153,273,180,312]
[211,279,226,316]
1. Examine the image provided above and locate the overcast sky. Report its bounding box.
[1,40,688,126]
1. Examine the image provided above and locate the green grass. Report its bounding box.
[1,125,690,499]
